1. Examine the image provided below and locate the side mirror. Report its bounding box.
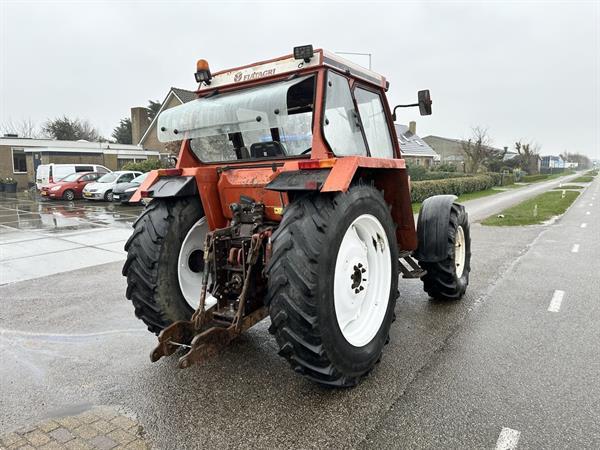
[418,90,432,116]
[392,89,433,121]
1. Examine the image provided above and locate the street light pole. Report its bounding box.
[335,51,372,70]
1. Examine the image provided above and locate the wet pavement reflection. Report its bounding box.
[0,192,144,234]
[0,192,145,284]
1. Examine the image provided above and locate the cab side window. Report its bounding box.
[323,71,367,156]
[354,87,394,158]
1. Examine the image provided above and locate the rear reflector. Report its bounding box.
[298,158,336,170]
[157,168,182,176]
[140,190,152,198]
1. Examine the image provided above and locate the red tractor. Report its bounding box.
[123,46,471,387]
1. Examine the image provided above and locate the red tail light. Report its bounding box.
[298,159,336,170]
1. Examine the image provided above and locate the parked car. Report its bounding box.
[40,172,103,200]
[36,164,111,188]
[82,171,142,201]
[112,172,148,205]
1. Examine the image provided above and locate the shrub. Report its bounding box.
[407,165,469,181]
[433,163,457,172]
[121,159,167,172]
[410,174,497,203]
[407,165,428,181]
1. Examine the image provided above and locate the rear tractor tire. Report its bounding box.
[122,197,208,334]
[420,203,471,300]
[266,185,399,387]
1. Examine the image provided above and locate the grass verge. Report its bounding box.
[481,190,579,226]
[553,185,583,190]
[572,176,594,183]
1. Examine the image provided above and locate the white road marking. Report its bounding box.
[581,223,587,228]
[495,427,521,450]
[548,290,565,312]
[571,244,580,253]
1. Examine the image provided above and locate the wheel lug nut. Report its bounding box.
[361,268,366,273]
[359,286,364,291]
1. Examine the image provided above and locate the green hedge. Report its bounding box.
[407,165,469,181]
[410,174,497,203]
[121,159,168,172]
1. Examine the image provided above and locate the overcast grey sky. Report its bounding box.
[1,0,598,158]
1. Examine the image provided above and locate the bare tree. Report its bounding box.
[0,118,41,138]
[515,140,541,173]
[560,151,592,169]
[461,127,492,173]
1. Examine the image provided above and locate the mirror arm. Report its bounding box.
[392,103,419,121]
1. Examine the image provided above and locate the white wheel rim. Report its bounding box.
[333,214,392,347]
[455,225,466,278]
[178,218,209,309]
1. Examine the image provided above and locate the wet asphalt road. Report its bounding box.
[1,175,598,448]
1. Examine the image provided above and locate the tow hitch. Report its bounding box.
[150,202,271,368]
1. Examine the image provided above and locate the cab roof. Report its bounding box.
[197,49,387,92]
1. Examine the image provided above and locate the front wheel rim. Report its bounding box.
[178,218,208,309]
[333,214,392,347]
[455,225,466,278]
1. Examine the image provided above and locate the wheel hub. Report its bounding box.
[350,263,367,293]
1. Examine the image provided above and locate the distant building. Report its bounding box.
[0,136,157,189]
[421,135,466,167]
[395,122,439,168]
[541,155,565,172]
[135,87,197,157]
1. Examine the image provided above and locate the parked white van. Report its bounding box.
[36,164,111,188]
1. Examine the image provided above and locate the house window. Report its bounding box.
[12,148,27,173]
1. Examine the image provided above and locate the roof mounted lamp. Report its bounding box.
[392,89,432,121]
[293,45,314,63]
[195,59,212,85]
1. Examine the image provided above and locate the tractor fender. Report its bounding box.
[412,195,458,263]
[145,176,198,199]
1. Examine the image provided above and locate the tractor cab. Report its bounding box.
[157,45,402,164]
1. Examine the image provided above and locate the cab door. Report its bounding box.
[352,85,397,159]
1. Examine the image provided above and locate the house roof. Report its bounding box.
[0,137,142,151]
[423,134,507,154]
[138,87,196,145]
[395,124,439,158]
[171,87,198,104]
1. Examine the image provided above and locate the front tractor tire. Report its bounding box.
[419,203,471,300]
[122,197,206,334]
[266,185,399,387]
